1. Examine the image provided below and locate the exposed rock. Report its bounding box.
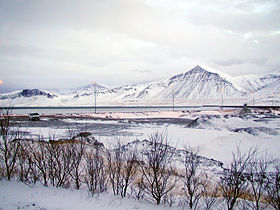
[21,89,56,98]
[185,117,199,128]
[232,127,279,136]
[75,132,92,138]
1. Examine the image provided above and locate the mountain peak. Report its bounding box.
[72,82,108,94]
[1,65,279,105]
[194,65,203,70]
[188,65,215,74]
[168,65,218,85]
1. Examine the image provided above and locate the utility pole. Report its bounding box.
[93,81,97,113]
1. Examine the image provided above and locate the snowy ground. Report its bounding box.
[2,108,280,209]
[0,180,176,210]
[12,108,280,166]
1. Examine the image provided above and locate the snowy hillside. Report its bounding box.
[72,83,108,98]
[254,78,280,96]
[234,72,280,92]
[162,65,246,99]
[0,89,57,100]
[0,65,279,106]
[96,65,247,102]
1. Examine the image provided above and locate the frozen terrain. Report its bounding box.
[0,180,177,210]
[2,107,280,209]
[12,108,280,166]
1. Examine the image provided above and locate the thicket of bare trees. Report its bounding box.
[17,141,39,184]
[84,147,107,196]
[139,132,178,205]
[0,107,23,180]
[219,147,257,210]
[181,146,207,209]
[265,160,280,210]
[247,153,273,210]
[70,141,85,190]
[106,139,138,197]
[1,107,280,209]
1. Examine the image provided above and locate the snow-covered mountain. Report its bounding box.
[0,89,57,100]
[255,78,280,96]
[72,83,108,98]
[97,65,246,103]
[161,66,246,99]
[234,72,280,92]
[0,65,279,106]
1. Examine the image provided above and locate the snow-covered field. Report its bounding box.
[2,108,279,210]
[0,180,176,210]
[16,108,280,166]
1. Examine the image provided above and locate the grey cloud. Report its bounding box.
[213,58,269,67]
[0,0,279,91]
[183,4,280,34]
[0,0,153,32]
[213,59,248,67]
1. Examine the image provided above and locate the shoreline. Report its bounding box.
[11,109,241,120]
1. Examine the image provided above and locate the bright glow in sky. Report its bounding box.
[0,0,279,92]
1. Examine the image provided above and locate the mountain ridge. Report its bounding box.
[1,65,279,106]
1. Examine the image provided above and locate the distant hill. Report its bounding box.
[1,65,279,106]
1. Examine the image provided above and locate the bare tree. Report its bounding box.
[18,135,84,188]
[18,141,40,184]
[16,140,34,183]
[106,139,124,196]
[182,146,207,209]
[202,182,222,210]
[69,140,85,189]
[64,127,86,189]
[247,152,272,210]
[45,142,57,187]
[84,147,107,196]
[31,141,50,186]
[119,145,138,197]
[265,160,280,210]
[106,139,138,197]
[46,142,75,188]
[140,131,177,205]
[0,107,21,180]
[219,147,257,210]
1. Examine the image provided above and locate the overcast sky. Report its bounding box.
[0,0,279,92]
